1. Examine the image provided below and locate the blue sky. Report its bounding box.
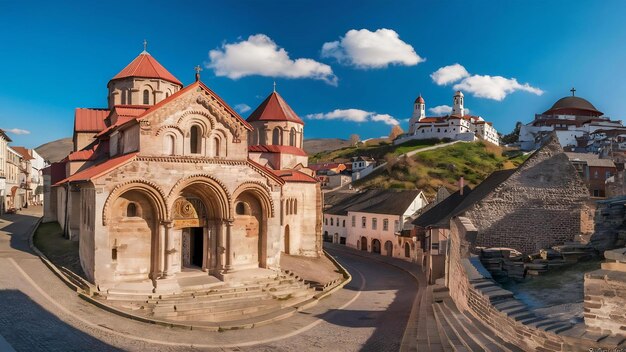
[1,0,626,148]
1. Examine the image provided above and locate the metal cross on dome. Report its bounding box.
[143,39,147,52]
[571,87,576,96]
[194,65,202,82]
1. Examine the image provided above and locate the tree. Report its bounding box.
[350,134,361,147]
[501,121,522,145]
[389,125,404,140]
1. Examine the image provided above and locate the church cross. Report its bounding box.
[194,65,203,82]
[571,87,576,96]
[143,39,148,52]
[273,81,276,92]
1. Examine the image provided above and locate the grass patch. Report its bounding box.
[309,138,441,164]
[34,222,86,279]
[354,141,529,197]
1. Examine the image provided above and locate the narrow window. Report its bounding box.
[361,217,366,228]
[112,248,118,261]
[164,135,175,155]
[383,219,389,231]
[372,218,377,230]
[343,220,346,227]
[214,137,221,157]
[190,125,201,154]
[127,203,137,217]
[272,127,282,145]
[289,128,296,147]
[143,90,150,105]
[352,215,356,227]
[331,218,334,226]
[294,199,297,214]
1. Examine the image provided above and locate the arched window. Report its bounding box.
[293,199,297,214]
[165,92,170,98]
[127,203,137,217]
[190,125,201,154]
[236,202,246,215]
[214,137,221,157]
[272,127,282,145]
[289,128,296,147]
[143,90,150,105]
[164,135,175,155]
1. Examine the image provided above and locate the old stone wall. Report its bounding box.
[463,136,589,254]
[447,217,624,351]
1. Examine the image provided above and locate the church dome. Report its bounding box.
[110,51,182,86]
[414,95,425,104]
[543,96,603,117]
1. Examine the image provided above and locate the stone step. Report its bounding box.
[147,287,266,303]
[152,299,279,319]
[160,301,282,321]
[432,302,473,351]
[151,292,272,311]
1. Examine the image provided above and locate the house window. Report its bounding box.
[325,218,328,225]
[331,218,334,226]
[383,219,389,231]
[372,218,377,230]
[143,90,150,105]
[352,216,356,227]
[342,220,346,227]
[361,216,366,228]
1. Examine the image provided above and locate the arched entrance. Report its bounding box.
[284,225,290,254]
[231,185,272,271]
[168,177,230,277]
[384,240,393,256]
[404,242,411,258]
[372,239,381,254]
[109,188,163,281]
[360,236,368,251]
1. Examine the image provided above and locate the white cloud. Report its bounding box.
[4,128,30,135]
[207,34,337,85]
[234,104,251,113]
[452,75,544,101]
[431,63,543,101]
[428,105,470,115]
[306,109,399,125]
[430,64,469,85]
[371,114,400,126]
[321,28,424,69]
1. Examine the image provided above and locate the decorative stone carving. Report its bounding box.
[196,95,247,143]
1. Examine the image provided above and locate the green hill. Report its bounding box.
[309,138,442,164]
[353,141,527,198]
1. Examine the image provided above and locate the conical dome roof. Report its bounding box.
[111,51,182,86]
[247,91,304,125]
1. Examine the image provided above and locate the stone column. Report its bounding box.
[224,219,234,272]
[162,220,174,278]
[202,224,209,272]
[158,224,165,276]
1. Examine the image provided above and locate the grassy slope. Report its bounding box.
[309,138,441,164]
[353,141,528,198]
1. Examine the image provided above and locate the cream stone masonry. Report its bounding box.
[44,50,322,294]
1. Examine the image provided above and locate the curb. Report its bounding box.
[30,220,352,331]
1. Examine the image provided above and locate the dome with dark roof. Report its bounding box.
[543,96,603,117]
[414,95,425,104]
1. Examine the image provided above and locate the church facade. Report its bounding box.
[44,50,322,293]
[396,91,499,145]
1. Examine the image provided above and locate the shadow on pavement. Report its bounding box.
[0,211,42,255]
[0,289,121,352]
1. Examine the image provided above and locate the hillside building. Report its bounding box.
[519,90,625,151]
[396,91,499,146]
[43,49,322,294]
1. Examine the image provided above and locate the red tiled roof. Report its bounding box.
[75,108,109,132]
[114,105,148,118]
[54,152,138,185]
[111,52,182,86]
[309,162,343,171]
[12,146,34,160]
[246,158,286,185]
[67,148,95,161]
[248,145,308,156]
[247,91,304,125]
[271,169,318,183]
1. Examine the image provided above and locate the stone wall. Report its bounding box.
[447,217,625,351]
[463,135,589,254]
[584,248,626,335]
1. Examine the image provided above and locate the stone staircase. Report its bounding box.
[417,285,524,352]
[96,272,316,324]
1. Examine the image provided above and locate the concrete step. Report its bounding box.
[432,302,470,351]
[455,302,525,352]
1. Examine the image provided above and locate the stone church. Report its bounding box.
[44,49,322,293]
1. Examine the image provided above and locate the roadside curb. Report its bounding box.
[29,220,351,331]
[325,244,424,352]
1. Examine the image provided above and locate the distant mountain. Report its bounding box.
[303,138,352,155]
[35,137,72,163]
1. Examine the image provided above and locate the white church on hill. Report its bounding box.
[395,91,500,145]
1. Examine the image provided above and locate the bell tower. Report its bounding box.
[452,91,464,116]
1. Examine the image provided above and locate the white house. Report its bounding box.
[396,91,499,146]
[323,189,428,261]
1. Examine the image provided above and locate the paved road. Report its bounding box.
[0,208,420,351]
